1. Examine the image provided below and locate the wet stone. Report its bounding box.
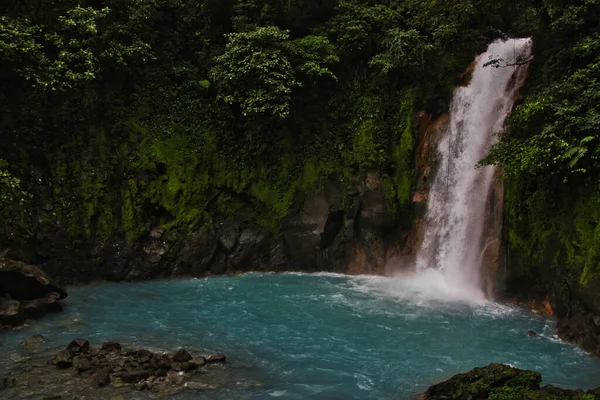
[116,369,152,383]
[193,357,206,367]
[20,334,46,347]
[66,339,90,355]
[92,373,110,387]
[173,348,193,362]
[75,358,92,372]
[101,342,121,353]
[5,341,230,399]
[207,354,227,364]
[53,349,73,369]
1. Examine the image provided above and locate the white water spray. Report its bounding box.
[413,38,533,302]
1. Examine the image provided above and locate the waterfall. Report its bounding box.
[415,38,533,301]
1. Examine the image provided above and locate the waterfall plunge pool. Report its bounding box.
[1,272,599,399]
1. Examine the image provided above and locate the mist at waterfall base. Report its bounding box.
[2,274,600,400]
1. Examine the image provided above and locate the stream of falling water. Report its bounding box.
[415,38,533,302]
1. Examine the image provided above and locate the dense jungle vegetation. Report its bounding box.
[0,0,599,290]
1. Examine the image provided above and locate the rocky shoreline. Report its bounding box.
[1,338,236,399]
[505,294,600,358]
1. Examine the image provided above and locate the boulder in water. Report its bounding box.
[20,334,46,347]
[0,259,67,300]
[422,363,541,399]
[528,330,536,336]
[101,342,122,353]
[206,354,226,364]
[172,349,192,362]
[23,297,63,317]
[0,259,67,328]
[67,338,90,354]
[0,300,25,326]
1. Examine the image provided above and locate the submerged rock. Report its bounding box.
[420,363,599,400]
[207,354,227,364]
[20,334,46,347]
[19,334,47,354]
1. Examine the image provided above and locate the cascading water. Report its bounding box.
[415,38,533,301]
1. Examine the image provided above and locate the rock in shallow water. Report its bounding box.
[207,354,227,363]
[19,334,46,347]
[172,348,192,362]
[0,259,67,328]
[1,340,231,399]
[0,300,25,326]
[53,349,73,369]
[420,363,600,400]
[101,342,121,353]
[67,338,90,354]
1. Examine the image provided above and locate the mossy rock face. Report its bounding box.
[422,364,600,400]
[424,363,540,399]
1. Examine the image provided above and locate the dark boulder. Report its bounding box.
[206,354,226,364]
[172,348,193,362]
[0,300,24,326]
[66,339,90,354]
[101,342,122,353]
[23,297,63,317]
[74,357,92,373]
[136,349,153,363]
[423,363,541,400]
[116,369,152,383]
[53,349,73,368]
[175,227,218,277]
[192,357,206,368]
[0,259,67,300]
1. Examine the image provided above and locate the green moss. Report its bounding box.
[383,89,416,223]
[505,170,600,289]
[489,386,529,400]
[395,110,415,206]
[352,118,385,168]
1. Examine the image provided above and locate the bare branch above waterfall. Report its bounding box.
[483,55,535,68]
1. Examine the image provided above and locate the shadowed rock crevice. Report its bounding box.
[0,259,67,328]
